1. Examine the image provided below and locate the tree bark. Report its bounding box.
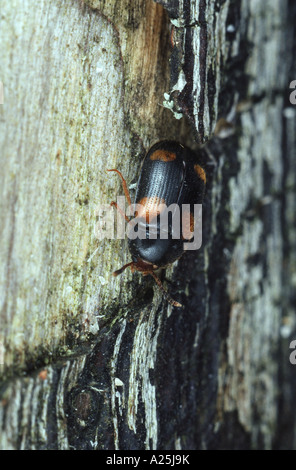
[0,0,295,450]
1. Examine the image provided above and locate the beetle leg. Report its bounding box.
[112,261,135,277]
[150,272,182,308]
[110,201,130,223]
[107,169,132,207]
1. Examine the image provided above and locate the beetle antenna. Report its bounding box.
[150,272,182,308]
[107,169,132,206]
[113,261,135,277]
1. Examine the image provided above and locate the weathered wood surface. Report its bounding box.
[0,0,295,450]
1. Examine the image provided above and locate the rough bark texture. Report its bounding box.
[0,0,295,450]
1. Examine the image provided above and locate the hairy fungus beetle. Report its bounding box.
[108,140,206,307]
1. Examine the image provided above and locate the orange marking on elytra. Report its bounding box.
[182,211,195,240]
[194,164,206,183]
[137,196,166,222]
[150,150,176,162]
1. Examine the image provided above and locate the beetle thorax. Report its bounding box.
[131,258,158,274]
